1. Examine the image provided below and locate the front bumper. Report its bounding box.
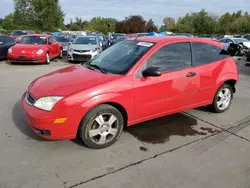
[21,92,84,140]
[8,53,45,63]
[67,50,98,62]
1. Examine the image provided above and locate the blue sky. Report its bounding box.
[1,0,249,26]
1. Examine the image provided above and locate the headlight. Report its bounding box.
[36,49,44,55]
[68,46,73,52]
[34,96,63,111]
[8,48,12,54]
[90,48,97,53]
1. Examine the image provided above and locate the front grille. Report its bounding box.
[26,92,36,105]
[74,49,90,53]
[73,54,92,62]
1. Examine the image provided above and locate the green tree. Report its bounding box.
[160,16,176,31]
[68,23,82,31]
[13,0,65,31]
[145,19,158,32]
[1,13,15,32]
[85,17,117,34]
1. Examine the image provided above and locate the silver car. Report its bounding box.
[67,36,101,62]
[55,36,72,54]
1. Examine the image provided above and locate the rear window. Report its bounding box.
[192,42,230,66]
[56,37,70,42]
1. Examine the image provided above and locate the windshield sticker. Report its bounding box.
[40,37,46,39]
[137,42,153,47]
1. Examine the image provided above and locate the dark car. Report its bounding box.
[107,33,127,46]
[9,30,35,39]
[55,36,72,54]
[0,35,16,59]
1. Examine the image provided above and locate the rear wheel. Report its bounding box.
[45,53,50,64]
[78,104,124,149]
[210,84,233,113]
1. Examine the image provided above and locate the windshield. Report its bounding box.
[112,34,126,39]
[234,38,249,43]
[20,36,47,45]
[0,36,5,42]
[56,36,70,42]
[87,40,154,75]
[73,37,97,45]
[11,31,27,36]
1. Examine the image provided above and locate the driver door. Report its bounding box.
[133,42,200,121]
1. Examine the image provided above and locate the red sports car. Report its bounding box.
[22,36,239,149]
[8,34,63,64]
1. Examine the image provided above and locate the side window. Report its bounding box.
[192,42,229,66]
[227,39,233,43]
[220,39,226,43]
[49,37,56,44]
[144,42,192,73]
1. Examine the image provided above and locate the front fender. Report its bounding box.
[79,93,135,123]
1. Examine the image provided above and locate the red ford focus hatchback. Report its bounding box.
[8,34,63,64]
[22,36,239,149]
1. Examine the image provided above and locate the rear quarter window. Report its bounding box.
[192,42,230,66]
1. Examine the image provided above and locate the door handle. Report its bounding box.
[186,72,196,77]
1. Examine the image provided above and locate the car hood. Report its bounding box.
[28,65,119,99]
[70,44,98,51]
[59,42,69,47]
[243,42,250,48]
[12,44,46,54]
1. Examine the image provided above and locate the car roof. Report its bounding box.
[24,34,50,37]
[129,36,222,47]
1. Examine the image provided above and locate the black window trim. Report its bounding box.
[136,41,193,78]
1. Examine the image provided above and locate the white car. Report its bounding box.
[67,36,102,63]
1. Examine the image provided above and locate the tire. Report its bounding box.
[210,84,233,113]
[59,49,63,59]
[68,59,73,63]
[45,53,50,64]
[79,104,124,149]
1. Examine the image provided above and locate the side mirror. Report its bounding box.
[142,67,161,77]
[69,42,72,45]
[48,41,52,45]
[99,42,103,47]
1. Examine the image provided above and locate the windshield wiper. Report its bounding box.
[89,64,107,74]
[84,63,107,74]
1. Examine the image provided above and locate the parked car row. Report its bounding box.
[1,29,250,64]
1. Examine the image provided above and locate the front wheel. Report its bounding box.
[45,53,50,64]
[210,84,233,113]
[59,49,63,59]
[78,104,124,149]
